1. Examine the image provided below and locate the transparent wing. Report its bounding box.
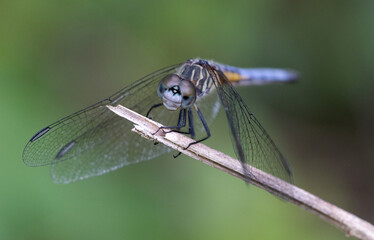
[23,63,221,184]
[207,64,293,183]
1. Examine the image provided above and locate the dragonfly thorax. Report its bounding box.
[157,74,196,110]
[177,60,214,97]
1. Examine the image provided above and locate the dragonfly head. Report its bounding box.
[157,74,196,110]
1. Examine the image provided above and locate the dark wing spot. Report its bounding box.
[30,127,50,142]
[56,141,76,159]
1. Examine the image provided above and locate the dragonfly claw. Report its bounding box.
[173,152,182,158]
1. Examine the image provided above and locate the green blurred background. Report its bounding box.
[1,0,373,239]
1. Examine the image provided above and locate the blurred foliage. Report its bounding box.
[1,0,373,239]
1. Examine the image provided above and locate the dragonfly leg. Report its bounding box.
[173,108,194,158]
[169,108,195,135]
[183,106,211,150]
[188,108,195,139]
[174,107,211,158]
[173,151,182,158]
[146,103,163,118]
[162,109,187,134]
[153,109,187,135]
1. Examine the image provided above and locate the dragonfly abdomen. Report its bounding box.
[233,68,298,85]
[211,61,298,86]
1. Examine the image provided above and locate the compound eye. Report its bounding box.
[181,95,195,108]
[180,80,196,108]
[157,81,167,97]
[158,74,181,97]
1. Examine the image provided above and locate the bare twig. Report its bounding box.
[107,104,374,240]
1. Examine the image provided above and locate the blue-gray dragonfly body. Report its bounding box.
[23,58,297,184]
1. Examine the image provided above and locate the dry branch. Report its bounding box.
[107,104,374,240]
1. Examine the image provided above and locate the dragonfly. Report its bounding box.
[23,58,298,184]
